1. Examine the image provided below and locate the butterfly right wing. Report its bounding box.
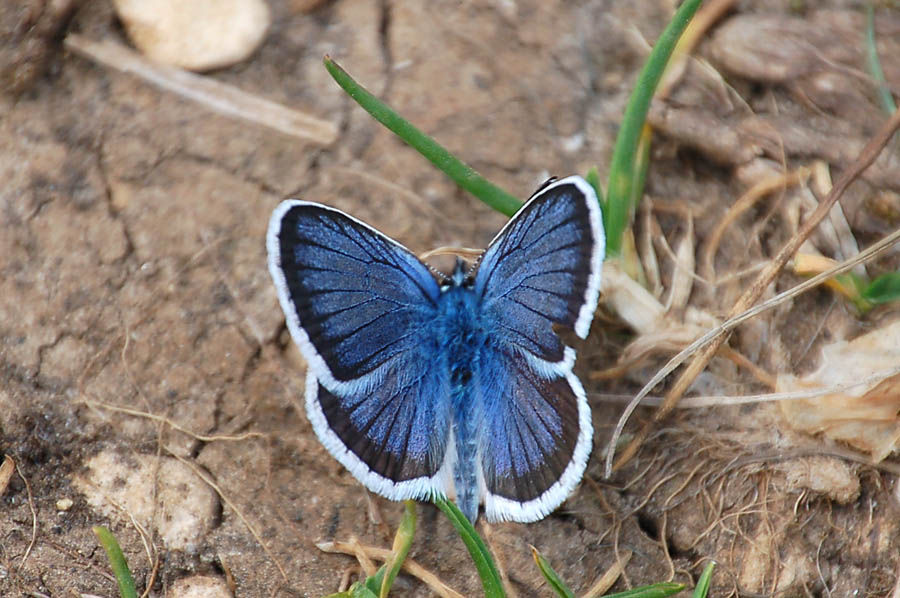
[471,176,603,521]
[268,201,453,500]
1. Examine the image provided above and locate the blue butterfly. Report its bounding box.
[267,176,604,523]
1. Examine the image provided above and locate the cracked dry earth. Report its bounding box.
[4,1,900,597]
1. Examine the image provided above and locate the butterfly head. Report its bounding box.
[448,257,475,289]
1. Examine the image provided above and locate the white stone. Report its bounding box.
[73,450,219,552]
[170,576,233,598]
[112,0,271,71]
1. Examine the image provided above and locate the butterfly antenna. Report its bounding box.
[527,176,559,200]
[426,263,452,285]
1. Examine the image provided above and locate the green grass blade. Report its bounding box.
[692,562,716,598]
[93,526,138,598]
[531,547,575,598]
[355,575,383,598]
[380,501,417,598]
[326,564,388,598]
[356,566,389,598]
[604,0,702,255]
[602,582,685,598]
[865,4,897,115]
[585,166,606,211]
[862,271,900,305]
[628,125,653,219]
[324,56,522,216]
[433,497,505,598]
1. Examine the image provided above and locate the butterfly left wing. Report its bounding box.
[472,176,604,521]
[268,201,453,501]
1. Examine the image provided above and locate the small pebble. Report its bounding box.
[170,575,233,598]
[73,450,219,552]
[112,0,271,71]
[56,497,74,511]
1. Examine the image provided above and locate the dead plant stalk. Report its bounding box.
[606,107,900,476]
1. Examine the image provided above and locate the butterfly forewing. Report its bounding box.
[268,201,453,501]
[269,202,441,385]
[475,176,604,363]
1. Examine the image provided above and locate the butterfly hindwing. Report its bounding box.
[475,346,592,522]
[268,201,452,500]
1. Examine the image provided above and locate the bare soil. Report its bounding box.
[3,1,900,597]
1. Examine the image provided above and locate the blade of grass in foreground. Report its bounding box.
[602,582,685,598]
[324,56,522,217]
[93,526,138,598]
[865,3,897,115]
[693,562,716,598]
[433,497,505,598]
[531,546,575,598]
[380,501,417,598]
[604,0,702,255]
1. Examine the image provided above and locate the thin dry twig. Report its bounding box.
[582,550,632,598]
[16,460,38,568]
[657,0,739,98]
[591,362,900,409]
[64,34,339,145]
[482,523,519,598]
[317,540,465,598]
[701,167,811,281]
[77,399,265,443]
[606,107,900,476]
[419,246,484,261]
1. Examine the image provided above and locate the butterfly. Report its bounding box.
[267,175,605,523]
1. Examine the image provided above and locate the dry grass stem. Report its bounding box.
[582,550,632,598]
[419,246,484,261]
[64,34,339,145]
[606,107,900,476]
[16,460,37,568]
[316,540,465,598]
[347,537,378,577]
[701,167,811,281]
[77,399,265,443]
[482,523,520,598]
[664,215,696,311]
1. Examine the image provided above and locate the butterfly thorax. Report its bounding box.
[434,280,484,388]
